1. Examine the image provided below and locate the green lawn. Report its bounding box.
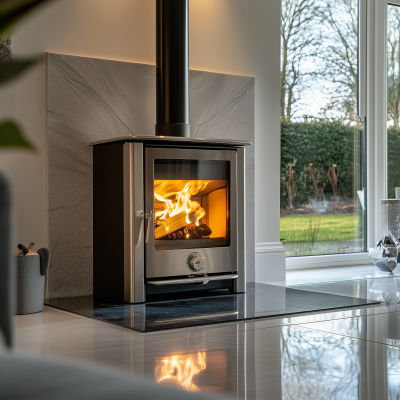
[280,214,361,242]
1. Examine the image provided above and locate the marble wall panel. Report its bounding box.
[47,52,254,298]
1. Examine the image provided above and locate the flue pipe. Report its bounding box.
[156,0,190,137]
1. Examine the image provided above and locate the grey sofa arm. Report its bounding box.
[0,172,14,349]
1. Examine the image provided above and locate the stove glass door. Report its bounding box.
[145,147,237,279]
[153,159,230,250]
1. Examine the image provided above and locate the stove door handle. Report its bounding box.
[145,211,152,243]
[136,212,144,245]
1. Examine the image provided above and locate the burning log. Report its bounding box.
[157,222,213,240]
[160,229,185,240]
[186,223,199,239]
[195,223,212,237]
[154,211,198,239]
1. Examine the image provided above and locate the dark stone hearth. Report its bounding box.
[45,283,379,333]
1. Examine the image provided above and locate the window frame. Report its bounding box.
[285,0,381,270]
[369,0,397,244]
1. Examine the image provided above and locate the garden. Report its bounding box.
[280,121,365,257]
[280,0,400,257]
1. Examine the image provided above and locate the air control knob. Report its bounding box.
[186,252,205,272]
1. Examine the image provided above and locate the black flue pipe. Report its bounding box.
[156,0,190,137]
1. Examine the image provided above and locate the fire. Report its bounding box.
[154,180,209,226]
[155,352,206,392]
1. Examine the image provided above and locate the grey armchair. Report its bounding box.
[0,173,225,400]
[0,172,14,349]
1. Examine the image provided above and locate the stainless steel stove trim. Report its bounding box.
[147,274,238,285]
[145,147,239,279]
[89,135,252,147]
[123,142,146,303]
[234,147,246,293]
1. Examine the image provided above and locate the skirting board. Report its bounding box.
[255,242,286,283]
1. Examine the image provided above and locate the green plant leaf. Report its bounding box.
[0,58,41,84]
[0,120,34,149]
[0,0,51,35]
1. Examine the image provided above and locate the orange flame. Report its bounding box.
[155,352,206,392]
[154,180,209,226]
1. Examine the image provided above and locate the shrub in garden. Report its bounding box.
[281,121,361,208]
[388,126,400,198]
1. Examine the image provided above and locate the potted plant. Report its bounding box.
[0,0,52,343]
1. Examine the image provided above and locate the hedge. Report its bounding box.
[388,126,400,199]
[281,121,363,208]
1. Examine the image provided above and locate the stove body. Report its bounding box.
[92,136,248,303]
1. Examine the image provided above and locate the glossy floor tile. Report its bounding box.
[279,325,400,400]
[298,310,400,348]
[291,274,400,348]
[15,267,400,400]
[286,264,400,285]
[10,306,351,354]
[15,307,400,400]
[290,274,400,310]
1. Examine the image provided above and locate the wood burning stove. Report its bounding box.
[91,137,249,303]
[90,0,251,303]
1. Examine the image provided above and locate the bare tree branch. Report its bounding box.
[387,6,400,127]
[319,0,358,123]
[281,0,322,122]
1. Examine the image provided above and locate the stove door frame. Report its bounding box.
[145,147,238,279]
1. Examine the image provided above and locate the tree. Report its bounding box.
[281,0,321,122]
[387,6,400,127]
[327,164,339,199]
[320,0,358,123]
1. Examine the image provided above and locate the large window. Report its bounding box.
[387,4,400,199]
[280,0,366,257]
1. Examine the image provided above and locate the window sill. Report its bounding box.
[286,252,371,271]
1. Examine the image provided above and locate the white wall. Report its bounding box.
[0,0,284,282]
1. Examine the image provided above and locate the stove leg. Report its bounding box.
[232,276,245,294]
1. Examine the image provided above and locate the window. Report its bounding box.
[387,4,400,200]
[280,0,366,258]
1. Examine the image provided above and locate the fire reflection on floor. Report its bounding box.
[155,351,227,393]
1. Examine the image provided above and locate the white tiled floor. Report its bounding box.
[286,264,398,285]
[14,265,400,400]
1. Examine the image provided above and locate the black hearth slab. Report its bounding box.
[45,282,380,332]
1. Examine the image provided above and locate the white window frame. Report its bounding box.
[286,0,386,270]
[367,0,398,244]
